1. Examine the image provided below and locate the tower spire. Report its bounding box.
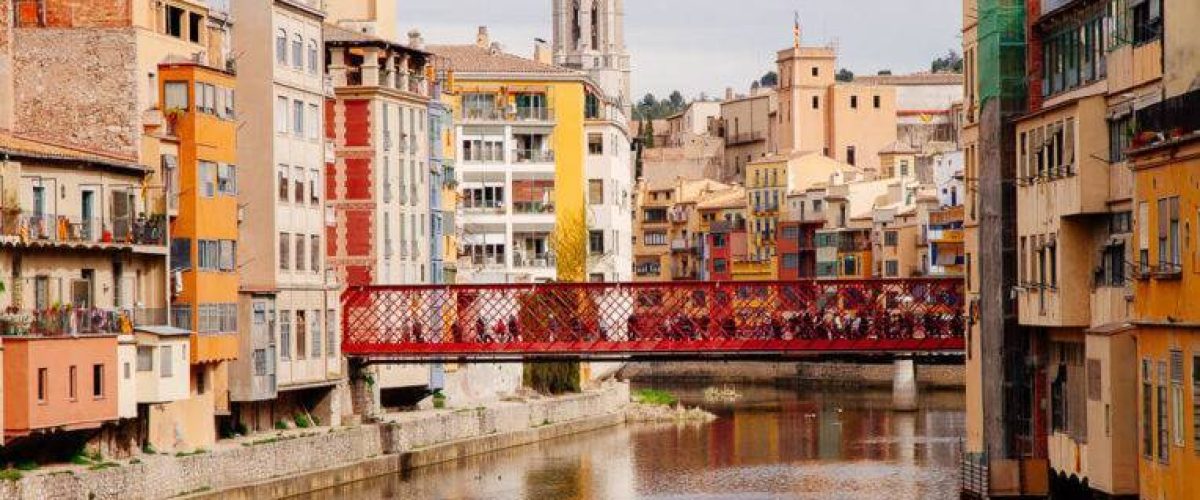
[793,11,801,48]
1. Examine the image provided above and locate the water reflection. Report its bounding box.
[295,384,964,499]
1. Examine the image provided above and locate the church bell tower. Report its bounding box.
[551,0,632,117]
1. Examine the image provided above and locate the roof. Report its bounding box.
[784,151,862,193]
[0,132,143,171]
[323,24,430,55]
[426,44,578,75]
[854,72,964,86]
[697,186,747,210]
[879,141,919,155]
[135,325,192,337]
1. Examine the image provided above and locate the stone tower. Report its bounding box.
[552,0,631,115]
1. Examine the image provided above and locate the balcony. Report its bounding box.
[513,201,555,215]
[515,107,554,122]
[462,201,505,214]
[0,306,131,337]
[514,253,556,268]
[670,238,699,253]
[667,209,689,223]
[1133,88,1200,150]
[512,149,555,164]
[2,210,167,251]
[725,131,765,146]
[465,254,506,269]
[929,229,964,243]
[459,107,555,123]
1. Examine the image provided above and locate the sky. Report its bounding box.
[399,0,962,100]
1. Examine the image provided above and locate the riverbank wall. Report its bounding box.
[0,382,630,500]
[619,361,964,388]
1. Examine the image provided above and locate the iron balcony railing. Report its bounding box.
[0,306,132,336]
[512,149,555,163]
[5,211,167,247]
[1134,88,1200,148]
[514,253,556,268]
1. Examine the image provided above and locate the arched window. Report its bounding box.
[292,33,303,68]
[276,29,287,64]
[571,1,581,50]
[590,4,599,49]
[308,39,319,73]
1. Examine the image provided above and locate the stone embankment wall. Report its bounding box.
[0,383,630,500]
[620,361,964,388]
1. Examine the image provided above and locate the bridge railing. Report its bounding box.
[341,278,965,358]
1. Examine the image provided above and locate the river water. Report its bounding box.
[297,383,965,499]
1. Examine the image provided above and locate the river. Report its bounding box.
[295,383,965,499]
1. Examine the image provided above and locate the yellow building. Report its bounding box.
[158,61,240,449]
[1129,90,1200,500]
[632,178,730,281]
[430,32,588,283]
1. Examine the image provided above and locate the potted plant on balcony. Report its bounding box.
[163,106,185,134]
[0,306,32,336]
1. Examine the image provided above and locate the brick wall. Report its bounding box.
[12,28,139,158]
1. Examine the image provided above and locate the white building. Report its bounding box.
[931,150,964,207]
[554,0,635,283]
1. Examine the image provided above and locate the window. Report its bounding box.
[199,161,216,197]
[310,310,322,358]
[714,258,729,273]
[1158,197,1181,273]
[644,232,667,246]
[171,238,192,271]
[884,230,898,247]
[308,39,319,73]
[276,96,288,133]
[253,349,268,376]
[194,82,215,114]
[1132,0,1162,45]
[811,96,819,109]
[294,233,306,271]
[327,309,337,357]
[279,232,290,270]
[137,347,154,372]
[161,345,174,378]
[276,29,287,64]
[846,146,856,166]
[873,95,881,108]
[37,368,47,402]
[198,239,219,270]
[92,364,104,397]
[843,255,858,276]
[279,311,292,360]
[295,310,307,360]
[1170,350,1184,447]
[217,164,237,195]
[588,133,603,155]
[1158,361,1169,462]
[69,365,78,400]
[311,235,320,273]
[1139,201,1151,272]
[1109,116,1132,163]
[850,95,858,109]
[781,254,798,269]
[811,66,818,77]
[1193,354,1200,451]
[589,230,604,255]
[166,5,185,38]
[164,81,189,110]
[588,179,604,205]
[885,260,899,277]
[713,233,727,248]
[294,167,305,203]
[293,99,304,135]
[278,165,290,201]
[291,33,303,68]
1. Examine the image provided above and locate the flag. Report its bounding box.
[793,12,800,48]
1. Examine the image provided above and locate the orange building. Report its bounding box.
[3,336,119,440]
[158,61,240,447]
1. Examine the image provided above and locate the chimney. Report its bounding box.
[475,26,490,48]
[725,87,733,101]
[489,41,503,55]
[533,39,551,64]
[407,29,424,50]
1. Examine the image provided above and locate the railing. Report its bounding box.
[0,307,133,336]
[341,278,966,357]
[459,107,505,122]
[465,254,506,268]
[6,212,167,246]
[514,253,556,268]
[725,131,765,145]
[512,149,555,163]
[1134,89,1200,148]
[133,307,168,327]
[462,201,504,214]
[515,107,554,121]
[512,202,554,214]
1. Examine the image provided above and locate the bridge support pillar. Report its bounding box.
[892,357,918,412]
[350,364,380,422]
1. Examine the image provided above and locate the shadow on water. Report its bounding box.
[292,382,965,500]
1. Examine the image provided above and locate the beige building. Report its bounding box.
[230,0,343,431]
[776,45,898,173]
[632,178,729,281]
[664,100,721,147]
[719,89,775,182]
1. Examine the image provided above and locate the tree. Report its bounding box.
[760,70,779,87]
[835,68,854,82]
[931,49,964,73]
[668,90,685,110]
[643,118,656,148]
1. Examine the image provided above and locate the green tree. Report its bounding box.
[668,90,685,109]
[760,71,779,87]
[835,68,854,82]
[931,49,964,73]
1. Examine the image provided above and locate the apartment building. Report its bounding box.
[854,72,964,151]
[696,187,747,281]
[430,29,590,284]
[927,205,965,277]
[230,0,342,432]
[1127,0,1200,496]
[632,178,729,281]
[744,152,861,263]
[719,89,775,182]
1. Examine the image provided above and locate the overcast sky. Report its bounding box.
[399,0,961,100]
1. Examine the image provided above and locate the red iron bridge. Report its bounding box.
[341,278,966,361]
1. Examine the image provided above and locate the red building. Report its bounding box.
[706,219,746,280]
[776,220,822,279]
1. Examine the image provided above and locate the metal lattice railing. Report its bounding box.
[342,278,965,359]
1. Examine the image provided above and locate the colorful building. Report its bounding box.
[776,220,822,280]
[158,60,242,449]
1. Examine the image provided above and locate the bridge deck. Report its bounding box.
[342,278,966,360]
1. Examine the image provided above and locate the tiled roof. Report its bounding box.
[697,186,746,210]
[853,72,964,86]
[0,132,142,170]
[426,44,578,75]
[324,24,428,54]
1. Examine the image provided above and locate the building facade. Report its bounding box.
[230,0,342,432]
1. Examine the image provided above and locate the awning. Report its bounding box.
[134,325,192,337]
